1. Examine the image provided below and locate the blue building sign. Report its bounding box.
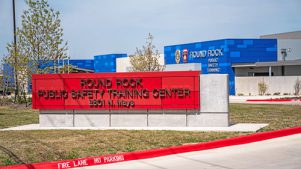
[164,39,277,95]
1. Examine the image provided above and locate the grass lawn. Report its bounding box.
[0,106,38,129]
[230,104,301,131]
[0,104,300,166]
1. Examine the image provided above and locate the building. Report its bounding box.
[94,54,127,72]
[164,39,278,95]
[163,35,301,95]
[3,31,301,95]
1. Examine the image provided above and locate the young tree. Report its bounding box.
[18,0,68,74]
[3,0,68,103]
[59,64,74,74]
[294,78,301,96]
[258,81,268,96]
[129,33,164,72]
[3,41,28,102]
[2,39,31,104]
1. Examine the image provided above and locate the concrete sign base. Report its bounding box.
[39,74,229,127]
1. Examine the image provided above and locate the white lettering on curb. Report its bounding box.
[58,162,71,169]
[73,159,88,167]
[103,155,125,163]
[94,157,102,164]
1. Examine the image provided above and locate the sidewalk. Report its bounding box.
[230,95,301,104]
[84,133,301,169]
[0,123,268,132]
[2,127,300,169]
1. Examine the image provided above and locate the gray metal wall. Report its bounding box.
[277,39,301,61]
[234,65,301,77]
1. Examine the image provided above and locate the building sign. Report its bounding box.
[175,50,181,64]
[182,49,188,63]
[190,49,223,58]
[190,49,223,73]
[207,56,220,73]
[32,71,200,110]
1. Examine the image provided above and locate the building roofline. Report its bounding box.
[232,59,301,67]
[164,38,277,48]
[260,30,301,39]
[94,53,127,57]
[261,30,301,37]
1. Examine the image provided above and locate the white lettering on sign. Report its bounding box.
[207,68,220,73]
[73,159,88,167]
[208,58,218,62]
[190,50,207,58]
[57,162,71,169]
[190,49,223,58]
[208,63,219,68]
[103,155,125,163]
[94,157,102,164]
[208,49,223,57]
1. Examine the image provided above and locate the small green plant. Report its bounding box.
[294,78,301,96]
[237,93,244,96]
[3,158,15,166]
[0,97,13,106]
[107,147,117,154]
[124,145,136,152]
[273,92,281,96]
[258,82,268,96]
[66,151,80,159]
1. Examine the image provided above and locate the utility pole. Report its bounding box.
[12,0,19,102]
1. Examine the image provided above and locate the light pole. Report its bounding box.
[12,0,19,102]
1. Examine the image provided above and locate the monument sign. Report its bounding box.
[32,71,200,110]
[32,71,229,127]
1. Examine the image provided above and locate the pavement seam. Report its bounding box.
[175,154,234,169]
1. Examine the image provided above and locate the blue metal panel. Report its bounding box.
[2,63,15,89]
[37,59,95,71]
[164,39,278,95]
[94,54,127,73]
[3,59,95,94]
[230,51,241,58]
[68,60,94,70]
[228,39,277,63]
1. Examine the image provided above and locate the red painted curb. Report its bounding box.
[246,99,293,102]
[1,126,301,169]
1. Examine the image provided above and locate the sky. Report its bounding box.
[0,0,301,60]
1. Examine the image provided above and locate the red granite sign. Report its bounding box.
[32,71,200,110]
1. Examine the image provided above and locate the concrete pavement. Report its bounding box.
[82,134,301,169]
[230,96,301,105]
[1,123,268,132]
